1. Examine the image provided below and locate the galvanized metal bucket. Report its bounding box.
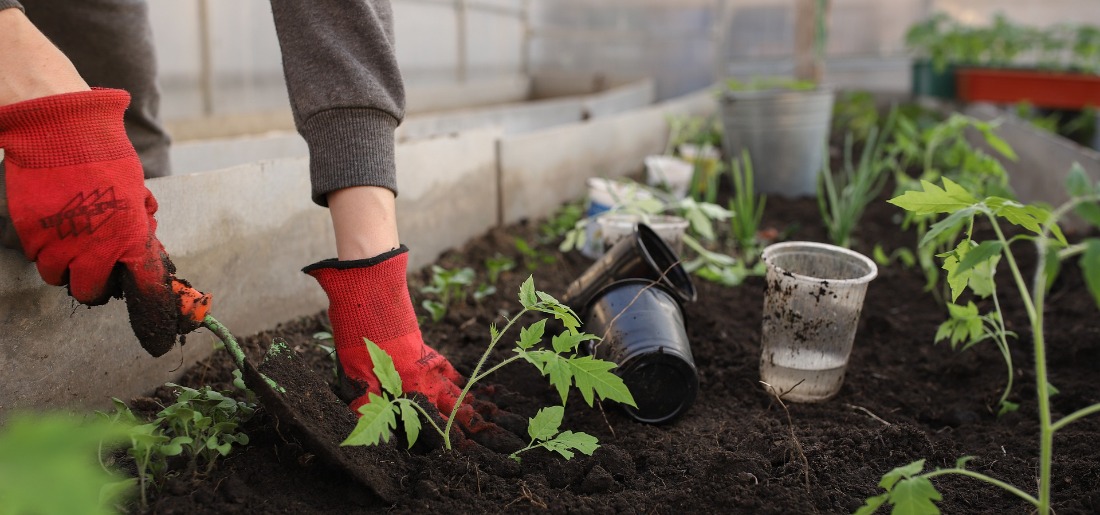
[719,87,835,198]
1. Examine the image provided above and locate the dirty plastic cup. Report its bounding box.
[563,223,696,316]
[582,178,655,258]
[596,213,689,256]
[644,155,694,199]
[759,241,877,403]
[583,279,698,424]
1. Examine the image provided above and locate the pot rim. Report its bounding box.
[761,240,878,285]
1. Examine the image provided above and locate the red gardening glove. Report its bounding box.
[304,246,523,452]
[0,89,204,356]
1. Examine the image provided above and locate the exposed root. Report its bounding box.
[762,381,811,490]
[843,403,892,426]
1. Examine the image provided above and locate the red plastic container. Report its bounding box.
[956,67,1100,110]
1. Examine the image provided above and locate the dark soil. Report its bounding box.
[133,179,1100,514]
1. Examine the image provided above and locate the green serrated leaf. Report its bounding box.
[364,338,402,397]
[342,394,398,446]
[544,430,599,459]
[567,356,636,407]
[1082,239,1100,310]
[528,406,564,441]
[888,476,942,515]
[891,179,978,215]
[518,319,547,350]
[952,241,1003,279]
[551,331,594,354]
[880,460,925,490]
[854,493,890,515]
[919,208,975,248]
[519,276,538,307]
[398,400,422,449]
[981,129,1017,161]
[1066,163,1093,197]
[541,353,573,404]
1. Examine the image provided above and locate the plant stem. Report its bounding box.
[407,402,447,439]
[471,355,523,384]
[989,213,1050,512]
[201,315,284,393]
[443,307,533,444]
[1052,403,1100,432]
[923,468,1040,507]
[988,289,1016,411]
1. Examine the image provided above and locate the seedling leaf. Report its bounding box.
[551,331,594,354]
[1066,163,1093,197]
[365,338,402,397]
[543,430,599,459]
[343,394,397,446]
[955,455,974,469]
[854,493,890,515]
[568,356,637,407]
[398,400,422,449]
[517,319,547,350]
[889,476,942,515]
[889,178,978,215]
[528,406,565,441]
[920,207,975,248]
[953,240,1003,278]
[1081,239,1100,309]
[519,276,537,308]
[880,459,925,490]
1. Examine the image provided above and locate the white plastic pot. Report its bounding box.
[582,179,655,259]
[759,241,877,403]
[644,155,694,200]
[595,213,689,258]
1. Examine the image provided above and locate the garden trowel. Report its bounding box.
[174,280,404,503]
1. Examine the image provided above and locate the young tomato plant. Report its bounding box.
[342,276,636,454]
[861,168,1100,515]
[419,265,476,322]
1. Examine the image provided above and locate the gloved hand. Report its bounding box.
[0,88,203,356]
[304,246,524,452]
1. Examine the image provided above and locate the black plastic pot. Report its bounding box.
[563,223,696,316]
[583,279,698,424]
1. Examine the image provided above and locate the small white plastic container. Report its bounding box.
[759,241,878,403]
[644,155,694,200]
[582,179,654,258]
[595,214,689,257]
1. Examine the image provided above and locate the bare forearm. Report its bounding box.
[0,7,89,106]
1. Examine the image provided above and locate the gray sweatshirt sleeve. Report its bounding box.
[0,1,24,11]
[268,0,406,207]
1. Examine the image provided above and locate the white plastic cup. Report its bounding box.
[596,214,689,257]
[759,241,878,403]
[582,179,655,258]
[644,155,694,200]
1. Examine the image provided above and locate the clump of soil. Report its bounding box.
[135,187,1100,514]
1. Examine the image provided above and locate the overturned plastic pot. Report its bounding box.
[583,279,698,424]
[562,223,696,315]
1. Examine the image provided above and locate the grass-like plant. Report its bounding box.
[343,276,635,459]
[818,114,896,249]
[727,149,766,264]
[860,167,1100,515]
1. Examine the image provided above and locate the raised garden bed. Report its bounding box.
[127,182,1100,514]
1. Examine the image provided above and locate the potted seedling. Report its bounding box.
[905,12,960,99]
[951,16,1100,109]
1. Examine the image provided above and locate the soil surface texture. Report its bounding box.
[134,181,1100,514]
